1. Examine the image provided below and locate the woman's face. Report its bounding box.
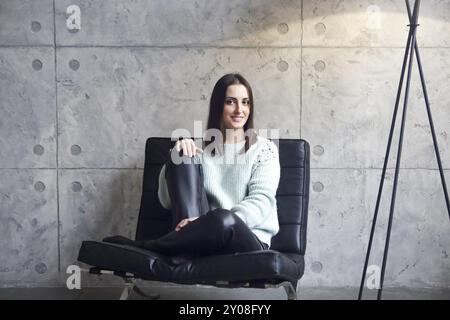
[222,84,250,130]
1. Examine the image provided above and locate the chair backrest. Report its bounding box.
[135,137,310,255]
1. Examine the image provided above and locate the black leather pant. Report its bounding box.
[104,151,268,256]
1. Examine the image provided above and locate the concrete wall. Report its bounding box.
[0,0,449,289]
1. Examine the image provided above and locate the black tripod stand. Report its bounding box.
[358,0,450,300]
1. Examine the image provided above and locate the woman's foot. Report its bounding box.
[102,235,136,246]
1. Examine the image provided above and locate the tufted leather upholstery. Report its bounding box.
[78,137,310,289]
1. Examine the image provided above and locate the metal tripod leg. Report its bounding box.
[358,0,417,300]
[359,0,449,300]
[405,1,450,220]
[358,0,422,300]
[375,0,421,300]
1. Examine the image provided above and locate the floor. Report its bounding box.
[1,283,449,300]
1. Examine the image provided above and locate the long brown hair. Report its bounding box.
[204,73,257,156]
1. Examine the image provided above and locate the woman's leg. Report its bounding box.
[103,149,267,255]
[165,150,210,229]
[104,209,266,256]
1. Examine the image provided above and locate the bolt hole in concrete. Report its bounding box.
[33,144,44,156]
[314,60,326,72]
[311,261,323,273]
[69,59,80,71]
[31,21,41,32]
[315,22,326,35]
[72,182,82,192]
[313,182,324,192]
[277,60,289,72]
[71,144,82,155]
[34,263,47,274]
[313,145,324,156]
[277,22,289,34]
[32,59,42,70]
[34,181,46,192]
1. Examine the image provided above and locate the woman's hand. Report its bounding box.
[175,217,199,231]
[175,138,203,157]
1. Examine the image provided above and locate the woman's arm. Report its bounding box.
[230,140,281,228]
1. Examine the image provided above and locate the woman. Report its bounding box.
[104,73,281,256]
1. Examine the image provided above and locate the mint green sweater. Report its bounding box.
[157,135,281,246]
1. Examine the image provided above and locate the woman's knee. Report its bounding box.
[206,209,242,229]
[168,149,202,166]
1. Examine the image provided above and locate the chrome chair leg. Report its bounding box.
[133,285,160,300]
[119,278,135,300]
[282,281,298,300]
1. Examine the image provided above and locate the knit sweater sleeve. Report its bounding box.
[230,140,281,228]
[157,164,172,210]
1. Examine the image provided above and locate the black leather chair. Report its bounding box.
[77,137,310,299]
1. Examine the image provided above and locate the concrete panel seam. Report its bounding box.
[52,0,61,274]
[49,45,303,49]
[300,0,304,139]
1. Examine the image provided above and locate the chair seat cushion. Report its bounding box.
[78,241,304,284]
